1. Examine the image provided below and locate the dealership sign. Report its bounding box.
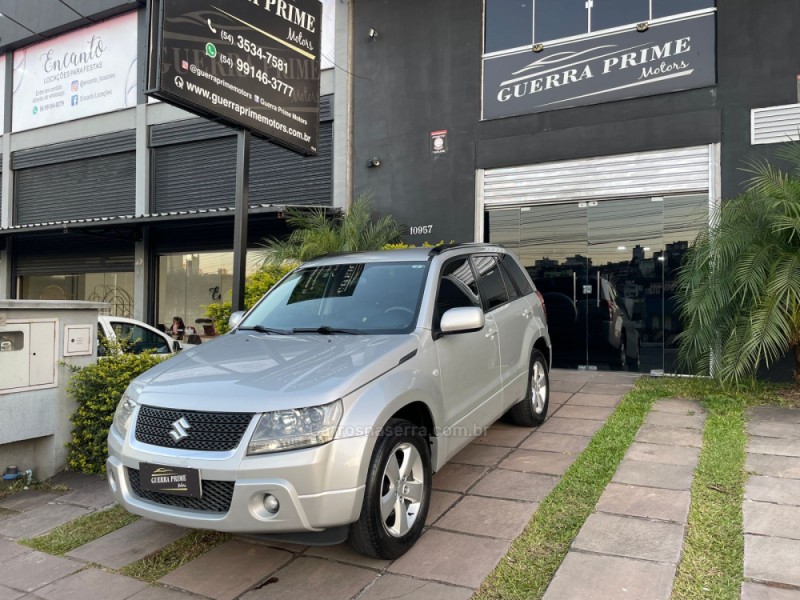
[483,13,715,120]
[147,0,321,155]
[12,12,138,132]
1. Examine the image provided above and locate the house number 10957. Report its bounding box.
[409,225,433,235]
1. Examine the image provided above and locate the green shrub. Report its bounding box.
[66,341,166,474]
[204,264,294,334]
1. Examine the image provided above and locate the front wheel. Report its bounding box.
[348,419,431,559]
[508,349,550,426]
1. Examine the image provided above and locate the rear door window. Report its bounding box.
[500,254,534,296]
[472,254,514,310]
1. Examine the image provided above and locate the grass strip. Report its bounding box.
[671,393,747,600]
[20,505,139,555]
[120,530,231,582]
[474,377,674,600]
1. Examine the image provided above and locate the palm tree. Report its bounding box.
[256,195,404,265]
[676,144,800,384]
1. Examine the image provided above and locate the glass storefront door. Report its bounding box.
[486,194,708,373]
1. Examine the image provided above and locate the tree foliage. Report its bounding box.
[255,195,403,265]
[676,145,800,384]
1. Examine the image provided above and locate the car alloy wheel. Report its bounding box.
[531,359,548,415]
[508,349,550,426]
[348,418,431,559]
[380,442,426,537]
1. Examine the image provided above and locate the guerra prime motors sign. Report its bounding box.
[148,0,321,155]
[483,13,715,120]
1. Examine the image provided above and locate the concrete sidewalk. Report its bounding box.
[0,369,637,600]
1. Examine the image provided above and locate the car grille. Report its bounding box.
[135,406,254,451]
[127,468,234,513]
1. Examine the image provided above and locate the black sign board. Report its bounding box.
[147,0,321,155]
[140,463,203,498]
[483,13,715,120]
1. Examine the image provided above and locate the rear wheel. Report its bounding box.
[508,349,549,426]
[348,419,431,559]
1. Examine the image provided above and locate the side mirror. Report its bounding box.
[229,311,246,330]
[440,306,485,335]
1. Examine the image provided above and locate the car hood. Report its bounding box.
[131,332,419,412]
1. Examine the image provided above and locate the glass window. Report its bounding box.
[243,261,428,334]
[110,322,172,354]
[652,0,714,19]
[158,251,263,342]
[20,273,134,316]
[0,331,24,353]
[591,0,648,32]
[534,0,587,43]
[485,0,533,53]
[472,255,513,310]
[500,254,534,296]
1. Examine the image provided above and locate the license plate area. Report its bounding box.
[139,463,202,498]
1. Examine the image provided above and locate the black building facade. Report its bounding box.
[352,0,800,374]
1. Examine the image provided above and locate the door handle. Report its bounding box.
[485,328,496,338]
[522,309,532,319]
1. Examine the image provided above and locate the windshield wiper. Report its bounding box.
[238,325,292,335]
[292,326,364,335]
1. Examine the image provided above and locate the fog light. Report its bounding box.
[263,494,280,514]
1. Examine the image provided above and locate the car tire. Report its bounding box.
[508,349,550,427]
[348,418,431,559]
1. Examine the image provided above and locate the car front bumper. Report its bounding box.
[107,428,367,534]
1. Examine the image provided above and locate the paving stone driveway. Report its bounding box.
[0,369,637,600]
[742,406,800,599]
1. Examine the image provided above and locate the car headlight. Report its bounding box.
[111,392,138,438]
[247,399,343,455]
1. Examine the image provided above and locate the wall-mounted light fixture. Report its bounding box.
[367,156,382,168]
[532,43,544,53]
[368,27,379,41]
[636,22,649,32]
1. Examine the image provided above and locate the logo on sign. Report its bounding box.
[71,80,79,92]
[71,95,79,106]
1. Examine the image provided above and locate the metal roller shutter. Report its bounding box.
[250,120,333,206]
[152,136,238,212]
[15,152,136,225]
[153,123,333,213]
[482,146,712,208]
[14,234,134,275]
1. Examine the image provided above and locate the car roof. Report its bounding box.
[301,244,510,267]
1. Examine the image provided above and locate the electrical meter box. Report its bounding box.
[0,320,57,393]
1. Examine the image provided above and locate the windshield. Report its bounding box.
[240,261,429,334]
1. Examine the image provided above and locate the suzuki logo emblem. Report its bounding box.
[169,417,192,442]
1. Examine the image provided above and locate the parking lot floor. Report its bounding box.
[0,369,643,600]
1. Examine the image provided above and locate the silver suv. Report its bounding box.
[107,245,551,558]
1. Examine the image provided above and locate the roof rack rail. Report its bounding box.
[427,242,504,257]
